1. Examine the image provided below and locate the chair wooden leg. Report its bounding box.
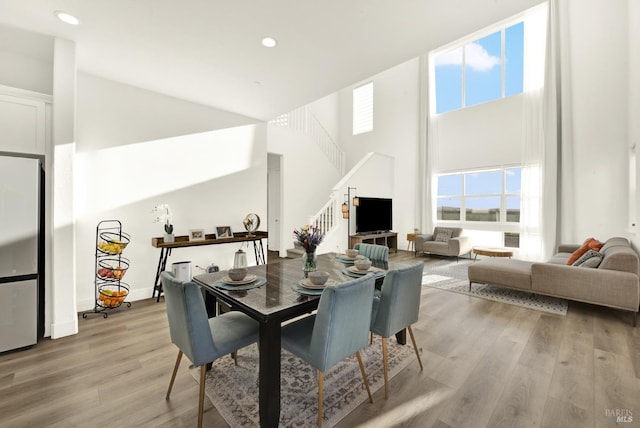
[317,371,324,428]
[381,337,389,399]
[166,350,183,400]
[198,365,206,428]
[356,351,373,403]
[232,351,238,366]
[369,331,373,345]
[408,325,423,371]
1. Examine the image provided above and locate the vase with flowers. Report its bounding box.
[293,225,324,277]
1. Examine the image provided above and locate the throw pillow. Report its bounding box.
[566,237,603,265]
[580,256,604,268]
[434,229,453,242]
[572,249,604,268]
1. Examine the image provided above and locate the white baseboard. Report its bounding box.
[50,318,78,339]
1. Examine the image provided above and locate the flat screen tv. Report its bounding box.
[355,197,392,234]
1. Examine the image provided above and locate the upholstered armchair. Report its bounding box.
[414,226,472,260]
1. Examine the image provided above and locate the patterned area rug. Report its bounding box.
[422,259,568,316]
[193,339,415,427]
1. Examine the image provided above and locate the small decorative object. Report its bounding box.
[153,204,174,243]
[164,223,175,243]
[217,226,233,238]
[234,248,248,268]
[354,258,372,271]
[188,229,205,241]
[308,271,329,286]
[243,213,261,237]
[228,267,248,281]
[293,225,325,277]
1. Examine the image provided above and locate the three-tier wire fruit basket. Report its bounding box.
[83,220,132,318]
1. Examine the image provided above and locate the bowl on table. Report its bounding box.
[308,271,330,286]
[345,249,359,258]
[228,268,248,281]
[354,258,372,271]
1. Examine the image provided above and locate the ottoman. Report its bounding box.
[467,258,533,291]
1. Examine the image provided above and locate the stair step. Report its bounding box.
[286,247,305,259]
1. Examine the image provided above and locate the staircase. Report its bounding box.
[270,106,345,175]
[286,198,339,259]
[270,105,346,258]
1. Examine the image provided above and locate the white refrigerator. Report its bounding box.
[0,154,42,353]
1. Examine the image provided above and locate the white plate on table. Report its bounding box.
[220,274,257,285]
[347,266,384,274]
[298,278,337,290]
[292,285,324,296]
[336,254,365,263]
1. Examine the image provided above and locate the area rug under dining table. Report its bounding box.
[190,339,415,427]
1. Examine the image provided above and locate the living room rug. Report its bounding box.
[191,340,415,427]
[422,259,568,316]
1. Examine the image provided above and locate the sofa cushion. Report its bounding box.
[599,237,630,254]
[572,249,604,268]
[435,229,453,242]
[566,238,603,265]
[468,258,533,291]
[599,244,639,275]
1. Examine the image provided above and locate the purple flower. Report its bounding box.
[293,225,324,252]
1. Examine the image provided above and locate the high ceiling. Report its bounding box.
[0,0,542,120]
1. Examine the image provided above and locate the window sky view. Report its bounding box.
[437,168,521,222]
[435,21,524,114]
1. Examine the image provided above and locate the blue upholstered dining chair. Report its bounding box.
[281,274,376,428]
[161,271,259,428]
[354,243,389,262]
[370,261,425,399]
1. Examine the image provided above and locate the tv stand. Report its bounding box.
[350,232,398,253]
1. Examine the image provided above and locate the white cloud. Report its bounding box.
[435,43,500,72]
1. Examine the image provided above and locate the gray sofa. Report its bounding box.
[415,227,472,260]
[467,237,640,325]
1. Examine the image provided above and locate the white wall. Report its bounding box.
[75,73,265,310]
[0,24,53,95]
[563,0,630,242]
[50,38,77,338]
[326,153,396,253]
[267,123,341,255]
[630,0,640,250]
[337,58,420,249]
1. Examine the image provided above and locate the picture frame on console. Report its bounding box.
[216,226,232,238]
[188,229,205,241]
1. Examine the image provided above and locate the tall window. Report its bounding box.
[353,82,373,135]
[436,167,521,223]
[434,21,524,114]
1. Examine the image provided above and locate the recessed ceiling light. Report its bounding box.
[54,10,80,26]
[261,37,277,48]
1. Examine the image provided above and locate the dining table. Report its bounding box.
[192,253,409,428]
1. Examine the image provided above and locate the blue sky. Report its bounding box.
[435,21,524,114]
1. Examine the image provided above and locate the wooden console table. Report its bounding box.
[151,231,268,301]
[349,232,398,253]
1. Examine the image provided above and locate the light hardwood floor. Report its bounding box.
[1,251,638,427]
